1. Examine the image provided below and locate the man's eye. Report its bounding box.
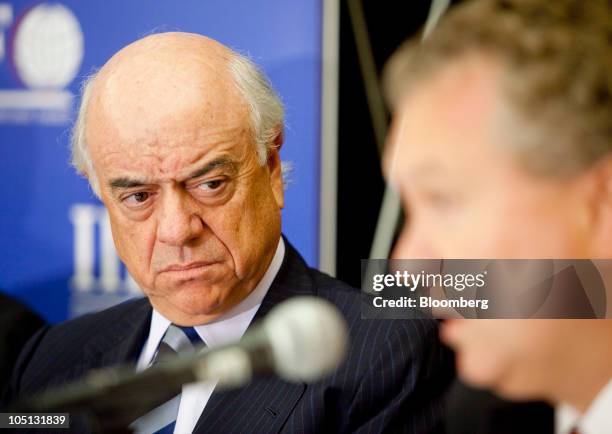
[124,192,150,205]
[197,179,224,191]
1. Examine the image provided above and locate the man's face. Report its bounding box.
[385,56,599,399]
[86,42,284,325]
[386,57,592,260]
[441,319,584,400]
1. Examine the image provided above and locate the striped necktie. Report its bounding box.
[130,324,204,434]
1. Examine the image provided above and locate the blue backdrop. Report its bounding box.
[0,1,322,323]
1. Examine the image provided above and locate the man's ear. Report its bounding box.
[267,129,285,209]
[584,156,612,257]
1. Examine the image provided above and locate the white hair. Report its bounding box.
[70,52,285,195]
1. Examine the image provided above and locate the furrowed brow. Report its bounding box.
[107,158,237,192]
[109,177,147,191]
[187,157,237,180]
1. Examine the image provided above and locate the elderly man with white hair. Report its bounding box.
[3,33,453,434]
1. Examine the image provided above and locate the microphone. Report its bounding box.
[200,295,349,387]
[14,296,349,430]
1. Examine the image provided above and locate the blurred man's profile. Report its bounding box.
[383,0,612,433]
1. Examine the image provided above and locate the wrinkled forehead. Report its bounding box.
[85,34,251,163]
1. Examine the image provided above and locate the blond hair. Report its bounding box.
[384,0,612,176]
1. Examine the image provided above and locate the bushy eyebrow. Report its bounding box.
[108,157,238,192]
[109,177,145,191]
[187,157,237,180]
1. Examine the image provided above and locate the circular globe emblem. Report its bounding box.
[12,3,84,89]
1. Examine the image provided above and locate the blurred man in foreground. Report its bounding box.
[4,32,453,433]
[383,0,612,433]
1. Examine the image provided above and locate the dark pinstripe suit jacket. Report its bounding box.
[5,241,453,433]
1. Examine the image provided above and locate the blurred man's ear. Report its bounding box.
[585,156,612,257]
[267,129,285,209]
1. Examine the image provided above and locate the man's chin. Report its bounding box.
[457,351,509,392]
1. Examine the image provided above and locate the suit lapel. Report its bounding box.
[193,240,315,434]
[81,298,152,372]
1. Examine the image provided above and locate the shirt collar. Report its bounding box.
[136,237,285,371]
[556,379,612,434]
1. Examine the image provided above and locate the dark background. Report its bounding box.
[336,0,459,286]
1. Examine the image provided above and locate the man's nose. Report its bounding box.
[156,190,204,246]
[392,224,435,259]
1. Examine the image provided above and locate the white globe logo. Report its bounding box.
[13,3,84,89]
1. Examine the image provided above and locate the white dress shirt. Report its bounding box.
[135,238,285,434]
[556,379,612,434]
